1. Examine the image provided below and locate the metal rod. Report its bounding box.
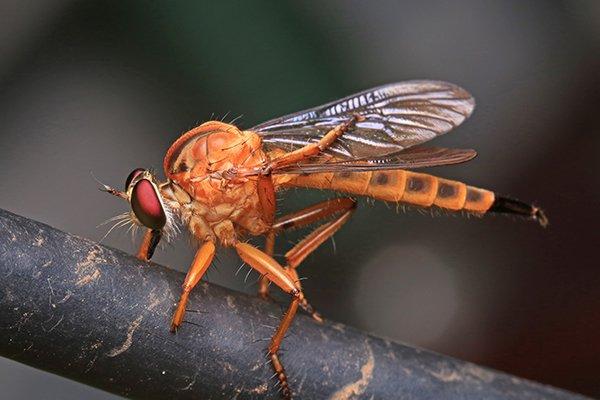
[0,209,588,399]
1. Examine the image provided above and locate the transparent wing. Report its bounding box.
[272,147,477,174]
[253,80,475,159]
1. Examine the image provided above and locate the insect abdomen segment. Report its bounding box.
[284,170,495,214]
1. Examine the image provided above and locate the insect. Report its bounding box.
[100,80,547,399]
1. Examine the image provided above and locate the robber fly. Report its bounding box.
[100,80,547,399]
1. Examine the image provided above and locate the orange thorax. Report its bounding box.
[164,122,271,244]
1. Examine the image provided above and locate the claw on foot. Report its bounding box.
[270,353,292,399]
[170,291,189,332]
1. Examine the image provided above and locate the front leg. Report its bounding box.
[136,228,162,261]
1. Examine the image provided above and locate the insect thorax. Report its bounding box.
[162,122,272,246]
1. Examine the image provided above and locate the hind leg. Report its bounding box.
[258,198,356,321]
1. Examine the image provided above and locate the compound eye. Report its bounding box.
[130,179,166,230]
[125,168,146,190]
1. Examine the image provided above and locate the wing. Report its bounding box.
[272,146,477,174]
[252,80,475,159]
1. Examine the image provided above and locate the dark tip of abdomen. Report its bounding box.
[489,195,548,227]
[534,207,549,228]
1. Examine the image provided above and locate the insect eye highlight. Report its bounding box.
[130,179,167,230]
[125,168,146,190]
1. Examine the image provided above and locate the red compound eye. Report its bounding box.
[130,179,166,230]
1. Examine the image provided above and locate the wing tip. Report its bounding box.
[392,79,476,118]
[464,148,478,161]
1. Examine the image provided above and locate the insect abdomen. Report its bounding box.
[284,170,495,214]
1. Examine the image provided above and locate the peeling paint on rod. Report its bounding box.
[0,209,589,399]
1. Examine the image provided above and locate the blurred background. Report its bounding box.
[0,0,599,398]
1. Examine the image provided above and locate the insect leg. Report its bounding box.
[171,241,216,332]
[235,242,303,399]
[269,297,299,400]
[267,115,364,171]
[257,198,356,305]
[236,243,299,295]
[283,199,356,322]
[257,174,276,225]
[137,228,162,261]
[258,231,276,299]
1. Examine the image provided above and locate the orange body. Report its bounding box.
[119,80,547,400]
[160,121,496,246]
[278,169,495,213]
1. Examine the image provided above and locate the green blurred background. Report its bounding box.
[1,1,599,398]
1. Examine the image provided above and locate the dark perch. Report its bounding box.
[0,208,588,400]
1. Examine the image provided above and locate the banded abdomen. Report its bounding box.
[281,170,547,226]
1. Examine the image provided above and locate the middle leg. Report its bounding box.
[235,242,304,399]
